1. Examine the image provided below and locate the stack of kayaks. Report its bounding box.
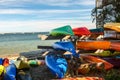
[37,24,120,79]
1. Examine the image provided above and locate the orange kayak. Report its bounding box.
[56,77,104,80]
[76,41,111,50]
[80,55,113,70]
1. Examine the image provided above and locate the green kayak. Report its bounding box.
[90,51,120,57]
[50,25,74,36]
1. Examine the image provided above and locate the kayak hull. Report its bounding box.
[80,55,113,70]
[4,64,17,80]
[56,77,104,80]
[72,27,91,36]
[50,25,74,36]
[76,41,111,50]
[45,54,68,78]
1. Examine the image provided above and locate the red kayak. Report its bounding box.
[80,55,113,70]
[110,42,120,51]
[56,77,104,80]
[73,27,91,36]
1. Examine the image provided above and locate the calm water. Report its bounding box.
[0,32,58,54]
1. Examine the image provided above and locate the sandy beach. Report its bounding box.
[0,54,19,60]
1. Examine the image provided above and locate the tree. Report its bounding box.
[91,0,120,28]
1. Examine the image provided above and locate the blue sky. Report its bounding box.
[0,0,96,33]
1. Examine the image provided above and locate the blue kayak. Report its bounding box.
[0,58,3,65]
[45,54,68,78]
[53,41,79,57]
[4,64,17,80]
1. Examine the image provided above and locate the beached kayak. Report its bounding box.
[80,55,113,70]
[56,77,104,80]
[53,41,79,57]
[76,41,111,50]
[104,23,120,32]
[3,58,9,67]
[4,64,17,80]
[14,60,30,69]
[50,25,74,36]
[45,54,68,78]
[72,27,91,36]
[0,58,3,65]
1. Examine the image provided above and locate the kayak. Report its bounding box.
[14,60,30,69]
[102,57,120,68]
[4,64,17,80]
[50,25,74,36]
[72,27,91,36]
[0,58,3,65]
[3,58,9,67]
[110,42,120,51]
[89,50,120,57]
[45,54,68,78]
[56,77,104,80]
[104,23,120,32]
[90,28,104,35]
[80,55,113,70]
[53,41,79,57]
[76,41,111,50]
[104,30,120,39]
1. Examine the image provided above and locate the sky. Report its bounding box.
[0,0,96,33]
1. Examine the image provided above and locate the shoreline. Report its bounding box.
[0,53,19,60]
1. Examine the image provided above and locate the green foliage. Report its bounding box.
[91,0,120,27]
[104,69,120,80]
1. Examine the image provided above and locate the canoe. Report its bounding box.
[50,25,74,36]
[53,41,79,57]
[80,55,113,70]
[56,77,104,80]
[76,41,111,50]
[102,57,120,68]
[104,23,120,32]
[45,54,68,78]
[72,27,91,36]
[4,64,17,80]
[110,42,120,51]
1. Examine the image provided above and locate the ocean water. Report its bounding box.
[0,32,58,55]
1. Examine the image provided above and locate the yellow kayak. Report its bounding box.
[104,23,120,32]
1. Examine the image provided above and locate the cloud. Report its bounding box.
[0,9,91,14]
[0,0,95,7]
[0,20,96,33]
